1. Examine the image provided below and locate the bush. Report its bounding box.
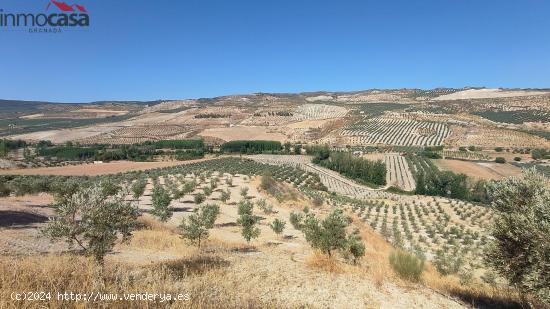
[389,250,424,282]
[312,195,324,207]
[289,212,304,230]
[495,157,506,164]
[219,189,231,203]
[194,193,205,204]
[260,173,275,191]
[513,156,522,162]
[344,229,365,264]
[240,187,248,198]
[485,168,550,304]
[256,198,273,214]
[433,247,464,275]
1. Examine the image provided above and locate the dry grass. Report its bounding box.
[305,252,344,274]
[0,254,277,308]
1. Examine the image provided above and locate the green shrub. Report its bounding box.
[433,247,464,275]
[495,157,506,164]
[194,193,205,204]
[289,211,304,230]
[389,250,425,282]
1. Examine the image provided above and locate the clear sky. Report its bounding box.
[1,0,549,102]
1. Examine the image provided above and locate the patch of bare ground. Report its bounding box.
[434,159,522,180]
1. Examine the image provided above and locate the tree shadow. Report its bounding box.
[171,207,193,213]
[0,210,48,228]
[214,222,238,228]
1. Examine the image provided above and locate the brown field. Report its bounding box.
[435,159,523,180]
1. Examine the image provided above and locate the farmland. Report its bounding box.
[341,114,451,147]
[2,88,550,308]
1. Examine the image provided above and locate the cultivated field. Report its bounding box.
[0,160,209,176]
[341,114,451,147]
[384,153,416,191]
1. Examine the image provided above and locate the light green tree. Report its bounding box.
[179,204,220,248]
[237,200,260,243]
[151,185,172,222]
[42,183,138,264]
[485,168,550,303]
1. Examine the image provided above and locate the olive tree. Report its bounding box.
[220,189,231,203]
[485,168,550,303]
[297,209,365,260]
[42,183,138,264]
[179,204,220,248]
[237,200,260,243]
[151,185,172,222]
[131,178,147,200]
[269,218,286,237]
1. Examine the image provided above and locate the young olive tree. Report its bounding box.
[240,187,249,199]
[179,204,220,248]
[236,200,260,243]
[219,189,231,203]
[485,168,550,303]
[299,209,365,260]
[131,178,147,200]
[42,182,138,264]
[194,192,206,204]
[151,185,172,222]
[270,218,286,237]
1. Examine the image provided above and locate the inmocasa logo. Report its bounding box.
[0,1,90,33]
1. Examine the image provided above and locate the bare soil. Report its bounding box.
[435,159,522,180]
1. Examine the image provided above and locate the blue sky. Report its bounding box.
[1,0,549,102]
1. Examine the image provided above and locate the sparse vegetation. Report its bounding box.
[389,250,424,282]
